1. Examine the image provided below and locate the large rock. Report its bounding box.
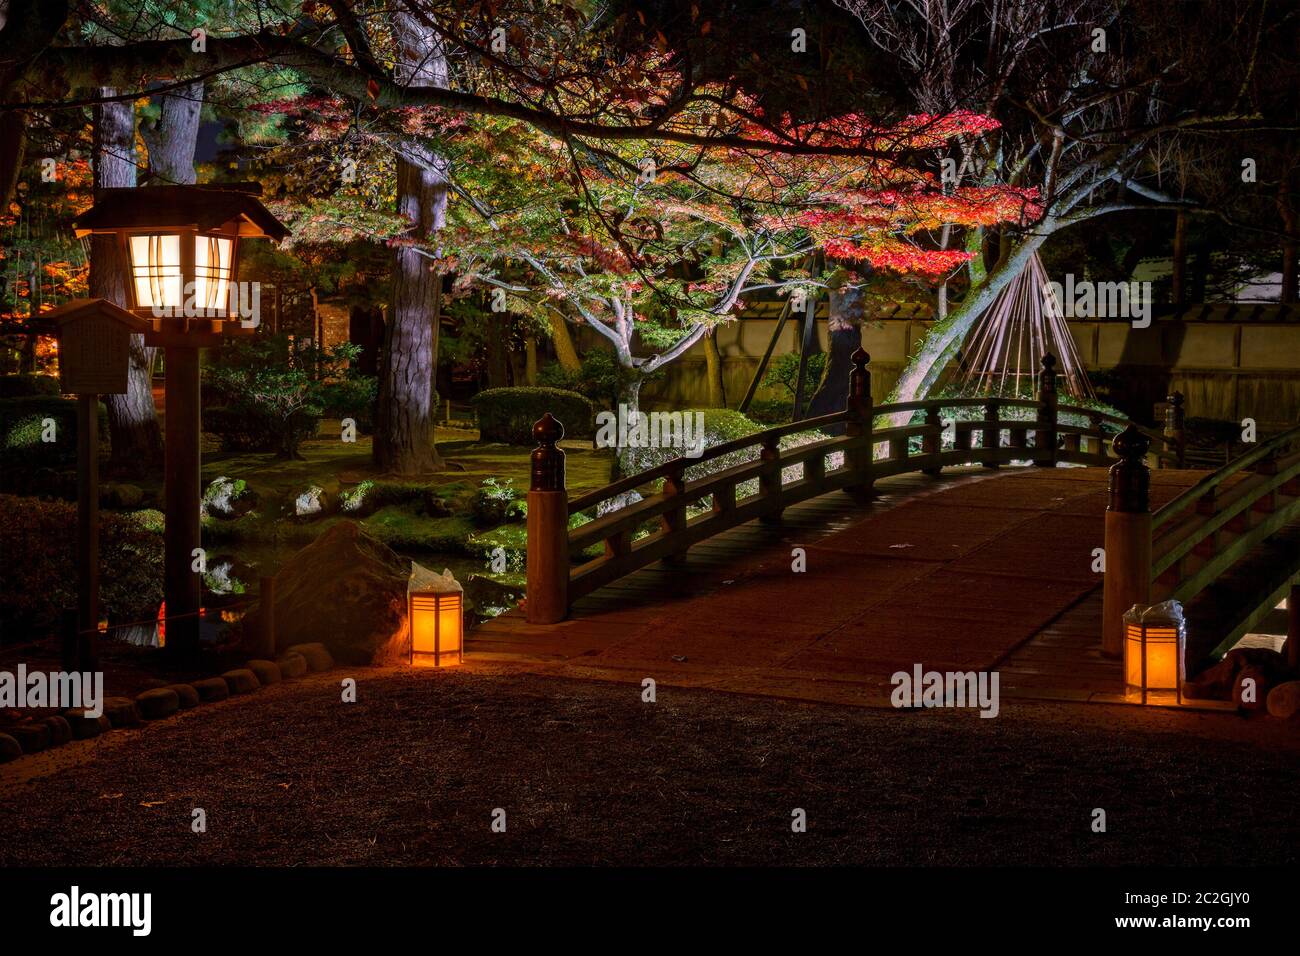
[257,521,411,665]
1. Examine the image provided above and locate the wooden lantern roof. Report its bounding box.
[72,183,288,241]
[41,297,152,332]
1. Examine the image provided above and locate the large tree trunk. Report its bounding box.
[807,283,864,421]
[140,81,202,184]
[92,90,163,475]
[374,6,448,475]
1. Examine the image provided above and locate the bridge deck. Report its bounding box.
[470,466,1217,707]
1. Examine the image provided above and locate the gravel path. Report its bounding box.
[1,669,1296,866]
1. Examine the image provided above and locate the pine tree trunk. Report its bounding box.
[140,82,202,185]
[808,283,864,421]
[374,7,448,475]
[93,89,163,475]
[703,327,725,408]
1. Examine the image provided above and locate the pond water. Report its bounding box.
[112,541,519,649]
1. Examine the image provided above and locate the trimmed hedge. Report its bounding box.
[472,387,595,444]
[0,396,108,473]
[0,374,61,398]
[0,494,163,637]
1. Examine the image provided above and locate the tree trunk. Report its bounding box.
[1171,209,1187,305]
[140,81,202,184]
[374,6,448,475]
[808,283,864,420]
[608,374,644,489]
[703,327,725,408]
[547,312,581,371]
[92,90,163,475]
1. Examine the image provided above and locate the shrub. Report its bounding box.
[0,397,108,479]
[762,352,828,399]
[471,477,523,526]
[472,386,595,444]
[0,374,61,398]
[746,398,794,425]
[320,374,379,434]
[622,408,763,485]
[0,493,164,637]
[536,349,635,409]
[204,335,363,459]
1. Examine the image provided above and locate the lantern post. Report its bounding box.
[1102,426,1152,658]
[43,299,151,668]
[72,185,287,664]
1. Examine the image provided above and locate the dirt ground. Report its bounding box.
[1,667,1296,866]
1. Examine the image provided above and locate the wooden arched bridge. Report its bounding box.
[474,353,1300,706]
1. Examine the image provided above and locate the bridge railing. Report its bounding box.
[1101,421,1300,665]
[525,351,1181,624]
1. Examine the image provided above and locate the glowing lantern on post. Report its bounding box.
[1123,601,1186,704]
[408,564,463,667]
[71,184,287,343]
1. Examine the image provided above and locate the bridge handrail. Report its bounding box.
[1152,424,1300,531]
[526,351,1187,624]
[566,409,850,513]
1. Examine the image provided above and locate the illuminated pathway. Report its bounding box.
[471,466,1217,706]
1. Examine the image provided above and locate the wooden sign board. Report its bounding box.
[44,299,150,395]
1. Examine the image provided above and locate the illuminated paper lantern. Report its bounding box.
[1123,601,1186,704]
[408,563,463,667]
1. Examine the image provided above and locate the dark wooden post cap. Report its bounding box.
[848,348,871,405]
[1038,352,1058,394]
[1108,425,1151,512]
[530,413,566,492]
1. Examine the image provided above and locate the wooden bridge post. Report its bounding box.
[526,413,569,624]
[1035,353,1059,467]
[982,399,1001,468]
[758,433,784,524]
[845,348,874,497]
[1102,426,1152,658]
[661,462,689,563]
[1164,391,1186,468]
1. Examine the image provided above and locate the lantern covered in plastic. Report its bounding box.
[1123,601,1186,704]
[70,184,288,345]
[408,563,463,667]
